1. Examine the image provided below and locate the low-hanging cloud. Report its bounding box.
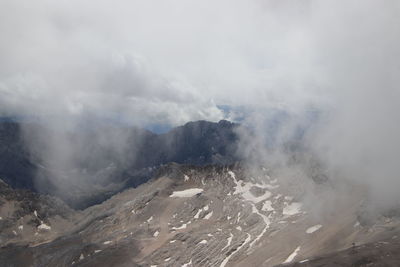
[308,1,400,208]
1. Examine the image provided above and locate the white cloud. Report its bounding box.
[0,0,325,126]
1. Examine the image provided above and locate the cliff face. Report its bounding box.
[0,122,37,190]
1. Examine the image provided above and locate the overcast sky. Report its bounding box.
[0,0,330,127]
[1,1,398,127]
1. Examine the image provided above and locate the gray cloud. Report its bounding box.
[308,0,400,207]
[0,0,322,126]
[239,0,400,209]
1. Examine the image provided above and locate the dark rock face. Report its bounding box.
[0,120,240,209]
[159,120,239,166]
[0,122,37,190]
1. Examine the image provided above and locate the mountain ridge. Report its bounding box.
[0,119,240,209]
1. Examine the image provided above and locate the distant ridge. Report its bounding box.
[0,119,239,209]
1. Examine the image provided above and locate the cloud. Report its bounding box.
[236,0,400,209]
[1,0,400,209]
[0,0,324,127]
[308,0,400,207]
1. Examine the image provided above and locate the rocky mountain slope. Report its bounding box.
[1,163,399,266]
[280,238,400,267]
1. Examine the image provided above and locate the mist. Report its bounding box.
[1,0,400,209]
[308,1,400,209]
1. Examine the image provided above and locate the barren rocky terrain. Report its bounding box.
[1,163,400,266]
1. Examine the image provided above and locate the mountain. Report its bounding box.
[0,122,37,190]
[1,163,400,266]
[2,119,400,266]
[0,120,240,209]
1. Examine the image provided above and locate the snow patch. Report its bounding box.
[172,223,187,230]
[284,246,301,263]
[204,211,213,220]
[283,202,302,216]
[306,224,322,234]
[198,240,208,244]
[220,233,251,267]
[153,230,159,237]
[248,203,271,247]
[262,200,274,212]
[103,241,112,245]
[182,259,192,267]
[222,232,233,251]
[184,175,190,181]
[170,188,203,198]
[229,171,274,203]
[285,196,294,201]
[38,222,51,231]
[194,209,202,219]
